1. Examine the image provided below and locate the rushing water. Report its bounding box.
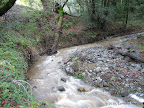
[27,33,144,108]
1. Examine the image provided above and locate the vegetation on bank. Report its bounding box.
[0,8,52,107]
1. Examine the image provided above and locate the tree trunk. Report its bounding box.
[51,15,63,54]
[0,0,17,16]
[51,0,69,55]
[41,0,52,10]
[90,0,96,22]
[67,5,72,15]
[124,0,129,28]
[107,0,111,7]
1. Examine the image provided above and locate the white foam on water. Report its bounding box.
[130,94,144,103]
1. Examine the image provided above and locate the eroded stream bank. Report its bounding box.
[27,33,144,108]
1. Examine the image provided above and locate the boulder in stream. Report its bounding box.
[58,86,65,92]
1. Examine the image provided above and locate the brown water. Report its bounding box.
[27,33,144,108]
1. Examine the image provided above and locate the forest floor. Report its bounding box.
[1,5,144,50]
[0,5,144,107]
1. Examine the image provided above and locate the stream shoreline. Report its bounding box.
[26,32,144,108]
[61,32,144,107]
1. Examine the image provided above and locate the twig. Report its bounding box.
[13,79,33,100]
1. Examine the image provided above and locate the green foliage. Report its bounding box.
[0,6,56,107]
[0,0,9,8]
[82,31,97,40]
[63,23,70,29]
[17,0,43,10]
[0,39,29,107]
[72,56,80,61]
[77,0,144,30]
[77,73,82,79]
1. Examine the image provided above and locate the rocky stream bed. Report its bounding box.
[61,35,144,105]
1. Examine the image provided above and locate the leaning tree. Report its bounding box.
[0,0,17,16]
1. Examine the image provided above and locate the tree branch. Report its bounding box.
[108,45,144,63]
[0,0,17,16]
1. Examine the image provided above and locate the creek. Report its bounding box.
[27,33,144,108]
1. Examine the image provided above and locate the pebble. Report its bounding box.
[97,58,103,61]
[52,87,57,92]
[58,86,65,92]
[33,86,37,89]
[102,80,108,87]
[61,77,66,82]
[77,87,86,92]
[135,64,141,71]
[94,67,101,72]
[131,64,136,67]
[120,75,125,79]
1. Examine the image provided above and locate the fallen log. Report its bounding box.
[108,45,144,63]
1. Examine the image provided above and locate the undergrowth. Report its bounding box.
[0,28,48,107]
[0,7,55,107]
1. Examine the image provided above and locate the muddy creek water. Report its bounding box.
[27,33,144,108]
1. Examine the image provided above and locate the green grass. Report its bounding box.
[0,29,45,107]
[0,7,54,107]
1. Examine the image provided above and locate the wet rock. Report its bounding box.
[82,72,86,77]
[77,87,86,92]
[135,64,141,71]
[131,64,136,67]
[102,80,108,87]
[97,58,103,61]
[58,61,61,64]
[95,76,102,83]
[141,69,144,73]
[138,81,144,86]
[120,75,125,79]
[94,67,101,72]
[33,86,37,89]
[136,87,142,92]
[52,87,57,92]
[104,87,109,91]
[61,77,66,82]
[112,64,116,69]
[89,59,95,63]
[101,72,105,74]
[58,86,65,92]
[102,67,109,71]
[130,83,134,88]
[115,44,121,49]
[121,92,129,97]
[65,66,74,75]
